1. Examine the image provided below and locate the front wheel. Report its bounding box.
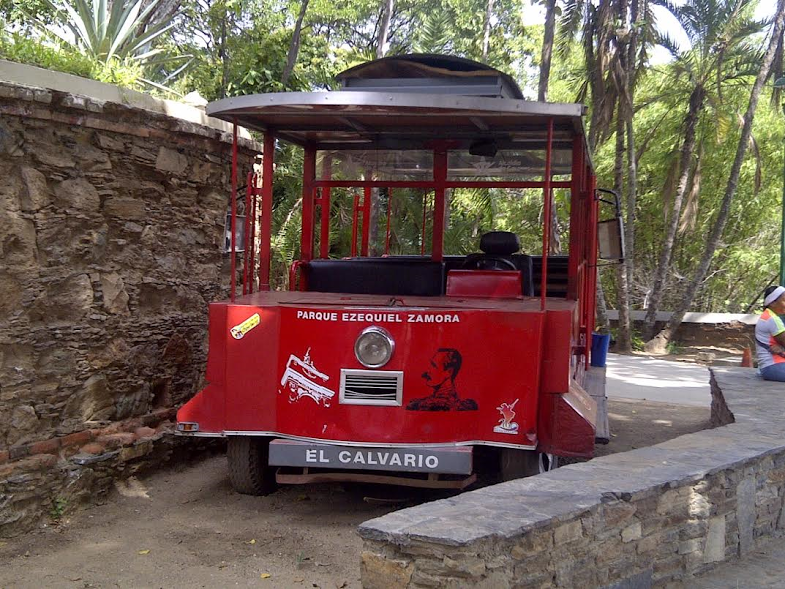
[499,449,558,482]
[227,437,277,495]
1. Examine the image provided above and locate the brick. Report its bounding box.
[143,408,176,427]
[25,454,57,469]
[9,445,30,460]
[134,426,156,440]
[62,430,93,448]
[29,437,61,455]
[96,432,137,449]
[554,520,583,545]
[80,442,106,455]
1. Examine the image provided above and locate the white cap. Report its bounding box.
[764,285,785,307]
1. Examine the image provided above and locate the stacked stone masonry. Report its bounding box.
[360,368,785,588]
[0,72,258,535]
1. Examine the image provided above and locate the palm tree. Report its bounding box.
[645,0,785,352]
[641,0,765,341]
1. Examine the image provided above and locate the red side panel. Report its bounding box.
[176,384,225,433]
[446,270,523,299]
[538,380,596,458]
[540,306,576,395]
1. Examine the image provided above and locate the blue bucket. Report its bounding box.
[590,332,611,368]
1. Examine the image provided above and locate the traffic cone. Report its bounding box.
[741,347,753,368]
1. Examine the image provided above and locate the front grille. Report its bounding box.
[339,369,403,406]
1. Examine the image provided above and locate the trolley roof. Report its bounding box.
[206,54,593,176]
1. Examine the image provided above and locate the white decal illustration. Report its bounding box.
[280,348,335,406]
[494,398,520,434]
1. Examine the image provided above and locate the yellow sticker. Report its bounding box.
[230,313,260,340]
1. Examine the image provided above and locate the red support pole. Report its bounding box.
[319,156,332,259]
[420,191,427,256]
[432,147,448,262]
[540,118,554,312]
[248,174,257,292]
[586,171,598,370]
[567,136,584,300]
[301,147,317,262]
[230,119,238,302]
[351,193,359,257]
[361,185,371,256]
[242,171,252,295]
[385,188,393,255]
[259,133,275,291]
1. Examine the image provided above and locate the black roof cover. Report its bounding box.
[336,54,524,100]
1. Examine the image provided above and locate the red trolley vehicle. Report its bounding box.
[176,54,623,494]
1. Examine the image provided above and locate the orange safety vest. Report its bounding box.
[759,309,785,364]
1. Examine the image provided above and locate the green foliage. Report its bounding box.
[0,29,145,86]
[31,0,176,63]
[49,497,67,521]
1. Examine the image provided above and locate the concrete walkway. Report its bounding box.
[605,353,711,407]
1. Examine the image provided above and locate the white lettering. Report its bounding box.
[367,453,378,465]
[306,449,317,463]
[297,310,305,319]
[319,450,329,463]
[354,452,366,464]
[377,452,389,465]
[425,456,438,469]
[404,455,415,467]
[389,454,402,467]
[342,313,349,321]
[339,451,351,463]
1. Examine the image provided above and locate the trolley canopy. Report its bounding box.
[207,54,592,178]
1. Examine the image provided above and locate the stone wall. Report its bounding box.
[0,65,258,534]
[360,368,785,588]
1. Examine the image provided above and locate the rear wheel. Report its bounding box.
[227,437,277,495]
[499,449,558,481]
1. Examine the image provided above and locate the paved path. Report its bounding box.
[690,536,785,588]
[606,353,711,407]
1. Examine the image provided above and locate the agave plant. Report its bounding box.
[31,0,175,64]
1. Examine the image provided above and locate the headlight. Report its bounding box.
[354,326,395,368]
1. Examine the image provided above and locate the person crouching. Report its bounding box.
[756,285,785,382]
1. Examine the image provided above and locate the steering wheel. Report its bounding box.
[461,255,517,271]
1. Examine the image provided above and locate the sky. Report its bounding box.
[520,0,778,65]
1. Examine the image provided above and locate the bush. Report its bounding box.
[0,30,144,89]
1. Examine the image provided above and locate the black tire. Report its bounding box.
[227,437,277,495]
[499,449,558,482]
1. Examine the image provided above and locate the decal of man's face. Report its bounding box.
[422,349,461,389]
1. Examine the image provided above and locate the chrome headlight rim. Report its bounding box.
[354,326,395,368]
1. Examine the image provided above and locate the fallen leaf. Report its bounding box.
[260,573,271,579]
[294,578,304,583]
[138,550,150,555]
[247,539,256,545]
[296,494,310,502]
[0,541,7,548]
[631,410,637,414]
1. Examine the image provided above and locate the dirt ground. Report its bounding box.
[0,400,709,589]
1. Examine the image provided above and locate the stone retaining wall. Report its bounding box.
[360,368,785,588]
[0,65,258,535]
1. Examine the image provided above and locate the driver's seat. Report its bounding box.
[462,231,534,296]
[463,231,520,270]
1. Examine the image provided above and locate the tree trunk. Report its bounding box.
[617,0,642,353]
[376,0,394,58]
[281,0,310,87]
[596,280,610,334]
[219,11,228,98]
[645,1,785,353]
[482,0,495,63]
[538,0,556,101]
[614,98,632,352]
[642,83,705,341]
